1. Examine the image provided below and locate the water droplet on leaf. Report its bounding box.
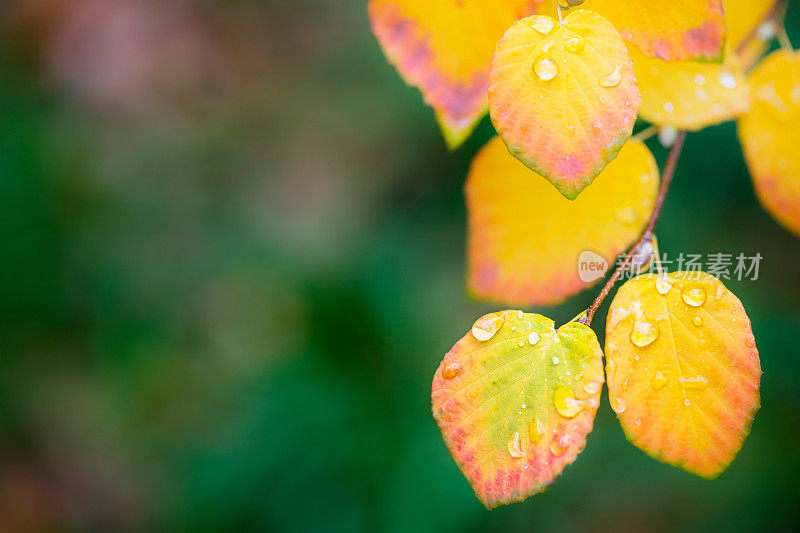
[599,65,622,88]
[656,277,672,295]
[651,370,668,390]
[554,386,582,418]
[583,381,602,395]
[472,313,504,341]
[531,16,554,35]
[682,286,707,307]
[631,319,659,347]
[611,396,627,413]
[565,35,585,53]
[442,362,461,380]
[718,72,737,89]
[528,332,541,345]
[692,316,703,326]
[715,284,726,301]
[528,418,545,444]
[508,431,527,458]
[534,56,557,81]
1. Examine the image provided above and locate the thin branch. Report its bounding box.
[775,20,795,52]
[579,131,688,326]
[735,0,789,57]
[632,125,659,143]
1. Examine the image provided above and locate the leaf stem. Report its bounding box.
[736,0,789,57]
[775,21,795,52]
[579,131,687,326]
[633,125,659,143]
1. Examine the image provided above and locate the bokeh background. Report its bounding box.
[0,0,798,531]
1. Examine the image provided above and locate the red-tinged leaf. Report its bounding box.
[489,10,640,199]
[432,311,604,508]
[605,272,761,479]
[582,0,726,62]
[368,0,543,149]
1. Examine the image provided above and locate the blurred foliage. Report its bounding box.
[0,0,798,531]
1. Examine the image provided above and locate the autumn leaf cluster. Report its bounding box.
[369,0,796,509]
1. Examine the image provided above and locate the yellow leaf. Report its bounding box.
[738,50,800,237]
[581,0,726,62]
[631,45,749,130]
[467,137,658,306]
[628,0,774,131]
[488,10,640,199]
[605,272,761,479]
[432,311,604,508]
[368,0,542,149]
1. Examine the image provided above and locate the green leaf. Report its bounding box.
[431,310,604,508]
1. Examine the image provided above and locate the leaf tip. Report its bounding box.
[436,111,482,151]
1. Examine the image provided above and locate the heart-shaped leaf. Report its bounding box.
[605,272,761,479]
[467,137,658,306]
[432,311,604,508]
[581,0,726,62]
[489,10,640,199]
[368,0,542,149]
[738,50,800,237]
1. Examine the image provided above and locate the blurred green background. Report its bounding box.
[0,1,798,531]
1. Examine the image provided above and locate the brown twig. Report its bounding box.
[579,131,687,326]
[735,0,789,57]
[775,19,795,52]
